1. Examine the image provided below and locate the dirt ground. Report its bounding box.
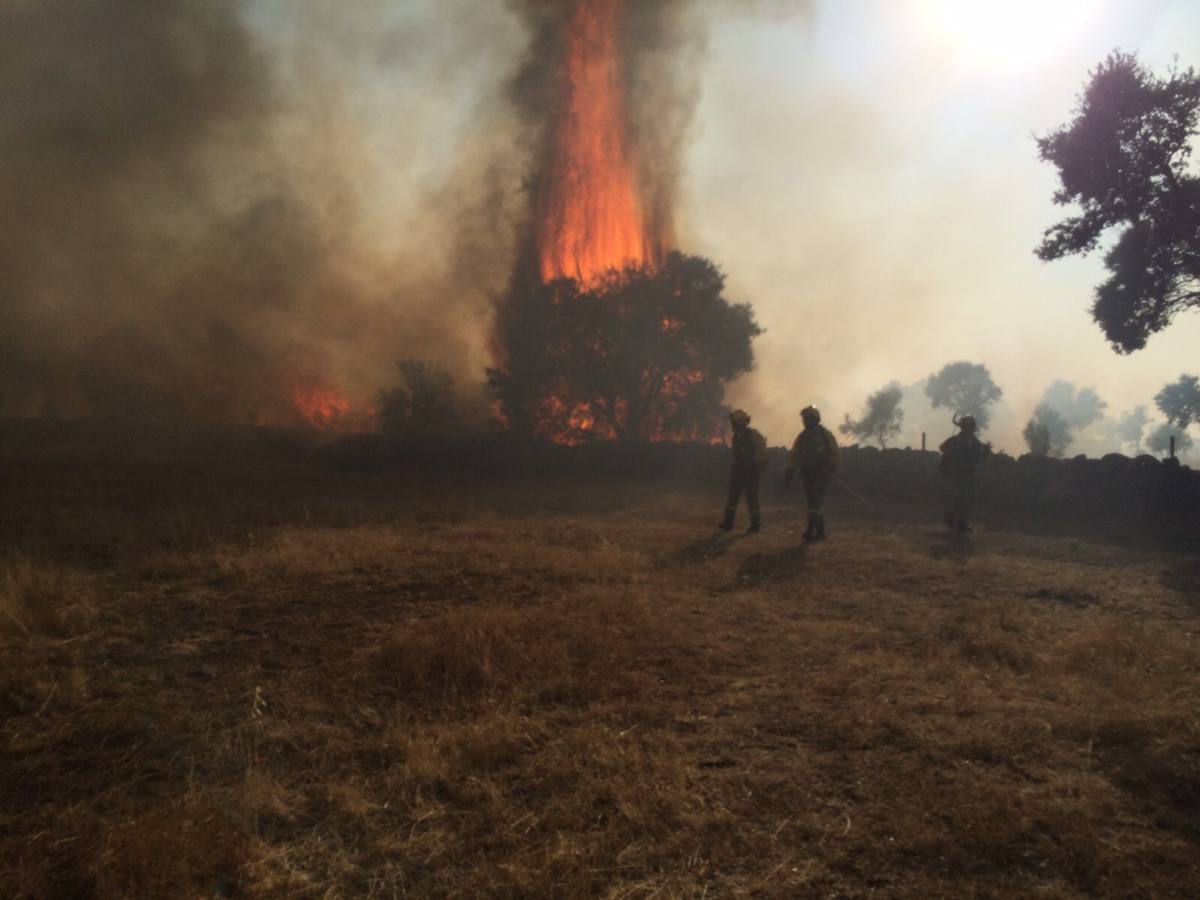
[2,459,1199,898]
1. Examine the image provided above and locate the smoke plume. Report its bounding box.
[0,0,516,425]
[2,0,809,429]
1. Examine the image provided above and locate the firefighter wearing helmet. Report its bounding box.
[938,414,990,531]
[784,405,840,543]
[719,409,769,533]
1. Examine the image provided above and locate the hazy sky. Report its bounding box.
[6,1,1192,448]
[260,0,1195,453]
[682,0,1200,452]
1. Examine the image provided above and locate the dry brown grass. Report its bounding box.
[1,458,1198,897]
[1,555,97,640]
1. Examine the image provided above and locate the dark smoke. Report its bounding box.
[0,0,509,423]
[1,0,269,417]
[1,0,807,426]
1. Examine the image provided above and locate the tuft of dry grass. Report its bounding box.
[0,555,97,639]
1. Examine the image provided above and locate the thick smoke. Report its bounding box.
[0,0,515,424]
[1,0,814,427]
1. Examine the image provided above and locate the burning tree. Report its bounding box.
[489,0,762,445]
[489,252,760,444]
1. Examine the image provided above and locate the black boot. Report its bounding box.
[807,513,826,543]
[802,512,817,543]
[718,507,735,531]
[746,512,760,534]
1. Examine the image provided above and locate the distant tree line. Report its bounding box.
[835,363,1196,461]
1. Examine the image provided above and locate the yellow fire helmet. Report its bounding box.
[729,409,751,427]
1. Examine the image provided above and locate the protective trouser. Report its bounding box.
[945,470,976,530]
[721,467,761,528]
[802,470,830,515]
[802,469,831,540]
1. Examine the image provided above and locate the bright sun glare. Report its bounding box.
[919,0,1093,72]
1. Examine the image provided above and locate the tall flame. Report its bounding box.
[536,0,664,285]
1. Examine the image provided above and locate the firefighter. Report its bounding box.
[719,409,768,533]
[784,405,839,543]
[939,414,990,531]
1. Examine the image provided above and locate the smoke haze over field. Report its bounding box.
[2,0,1197,453]
[0,0,524,424]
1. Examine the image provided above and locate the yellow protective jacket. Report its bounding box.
[787,425,839,476]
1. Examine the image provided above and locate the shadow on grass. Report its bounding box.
[928,529,976,561]
[668,530,750,565]
[1161,555,1200,604]
[1098,733,1200,841]
[734,544,809,587]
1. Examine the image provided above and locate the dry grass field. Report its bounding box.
[2,457,1199,898]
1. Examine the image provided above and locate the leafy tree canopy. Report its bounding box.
[488,252,762,444]
[1154,373,1200,429]
[1023,403,1072,457]
[1037,52,1200,352]
[379,359,457,437]
[1040,380,1107,430]
[840,382,903,448]
[1147,421,1194,457]
[1115,405,1149,454]
[924,361,1003,431]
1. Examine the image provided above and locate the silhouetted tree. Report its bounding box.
[1023,403,1071,457]
[379,359,457,436]
[924,361,1003,431]
[1040,380,1108,430]
[1147,422,1194,457]
[489,252,761,444]
[1154,373,1200,429]
[840,382,903,448]
[1037,52,1200,352]
[1115,406,1150,455]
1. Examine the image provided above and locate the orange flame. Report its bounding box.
[290,384,376,432]
[536,0,665,285]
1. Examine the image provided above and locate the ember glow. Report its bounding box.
[535,0,666,286]
[290,384,376,432]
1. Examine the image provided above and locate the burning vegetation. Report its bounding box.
[0,0,752,445]
[490,253,760,444]
[535,0,669,286]
[491,0,759,445]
